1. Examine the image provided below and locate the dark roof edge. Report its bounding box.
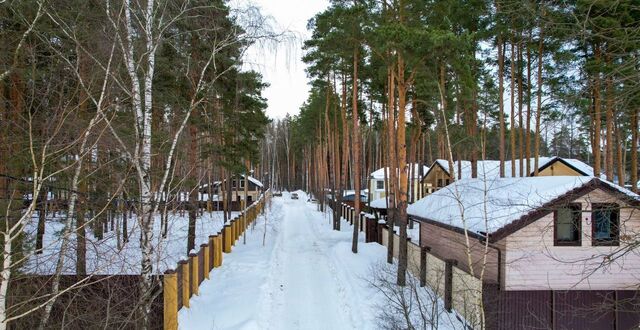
[409,214,485,241]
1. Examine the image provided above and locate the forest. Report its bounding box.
[0,1,275,328]
[259,0,639,286]
[1,0,639,329]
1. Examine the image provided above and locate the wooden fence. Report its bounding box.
[162,192,270,330]
[339,202,482,327]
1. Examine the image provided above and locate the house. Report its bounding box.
[422,156,599,194]
[407,176,640,329]
[342,191,368,208]
[201,175,264,206]
[368,164,429,205]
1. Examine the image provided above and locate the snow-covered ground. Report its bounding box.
[24,210,239,275]
[179,192,463,330]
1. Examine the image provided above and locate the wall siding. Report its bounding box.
[537,162,582,176]
[419,221,499,283]
[504,188,640,290]
[423,166,450,194]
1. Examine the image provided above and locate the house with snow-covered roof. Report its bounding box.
[368,163,429,206]
[421,156,599,194]
[201,175,264,207]
[407,176,640,329]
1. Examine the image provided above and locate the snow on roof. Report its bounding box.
[205,176,263,188]
[343,190,367,197]
[432,157,599,180]
[371,163,429,180]
[555,158,598,177]
[242,175,264,188]
[408,176,606,234]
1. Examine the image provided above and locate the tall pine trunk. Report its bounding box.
[592,44,602,177]
[498,35,506,177]
[534,25,544,175]
[395,48,412,286]
[630,107,638,192]
[352,47,361,253]
[386,65,397,264]
[605,53,614,181]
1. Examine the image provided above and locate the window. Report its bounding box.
[240,180,245,188]
[232,180,236,188]
[554,204,582,246]
[445,179,450,185]
[592,203,619,246]
[376,180,384,190]
[437,179,443,187]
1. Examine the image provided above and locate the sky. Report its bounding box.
[235,0,330,119]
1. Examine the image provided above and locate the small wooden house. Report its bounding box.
[407,176,640,329]
[422,157,599,194]
[201,175,263,205]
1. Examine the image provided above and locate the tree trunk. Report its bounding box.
[605,53,614,181]
[630,107,638,193]
[352,47,361,254]
[510,39,516,177]
[592,44,602,178]
[534,26,544,175]
[498,35,506,177]
[386,65,397,264]
[395,51,411,286]
[187,124,198,254]
[517,40,524,177]
[526,38,532,176]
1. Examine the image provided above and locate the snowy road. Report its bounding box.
[178,192,386,330]
[264,195,358,329]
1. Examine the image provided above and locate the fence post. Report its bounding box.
[208,235,215,270]
[223,225,232,253]
[235,216,241,240]
[202,243,210,280]
[420,246,429,287]
[163,270,178,330]
[233,217,239,242]
[190,252,199,296]
[350,207,354,225]
[444,259,456,312]
[180,260,190,307]
[217,233,223,265]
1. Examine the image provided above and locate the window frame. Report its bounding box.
[553,203,582,247]
[591,203,620,246]
[376,180,384,190]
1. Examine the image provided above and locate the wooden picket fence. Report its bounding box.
[162,191,270,330]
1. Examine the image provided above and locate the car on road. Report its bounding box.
[291,193,299,200]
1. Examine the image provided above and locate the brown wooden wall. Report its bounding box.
[483,284,640,330]
[418,221,500,283]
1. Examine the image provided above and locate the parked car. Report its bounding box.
[291,193,299,200]
[308,197,318,203]
[273,191,283,197]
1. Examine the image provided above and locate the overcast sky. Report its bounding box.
[235,0,330,119]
